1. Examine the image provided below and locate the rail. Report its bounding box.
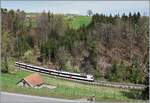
[15,62,147,90]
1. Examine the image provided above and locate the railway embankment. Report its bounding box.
[15,62,146,90]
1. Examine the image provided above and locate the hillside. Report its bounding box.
[1,8,148,87]
[1,60,144,102]
[1,7,149,101]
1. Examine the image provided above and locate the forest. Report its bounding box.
[1,8,149,96]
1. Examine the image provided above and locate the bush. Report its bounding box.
[64,61,80,73]
[22,50,36,64]
[1,57,9,73]
[91,69,101,79]
[106,61,127,82]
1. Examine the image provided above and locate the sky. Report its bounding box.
[1,1,149,16]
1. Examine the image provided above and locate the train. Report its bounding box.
[15,62,95,82]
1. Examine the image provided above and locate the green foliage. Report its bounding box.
[128,57,146,84]
[106,58,146,84]
[1,32,10,56]
[1,57,9,73]
[91,13,116,25]
[106,61,127,82]
[62,27,76,51]
[91,69,101,79]
[55,47,72,70]
[2,8,31,58]
[142,60,149,100]
[88,41,99,69]
[26,35,34,48]
[16,36,30,57]
[40,39,58,61]
[63,61,80,73]
[22,50,36,63]
[68,16,91,29]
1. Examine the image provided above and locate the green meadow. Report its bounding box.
[1,69,145,102]
[67,16,91,29]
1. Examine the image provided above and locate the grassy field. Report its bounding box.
[25,13,91,29]
[1,68,145,102]
[67,16,91,29]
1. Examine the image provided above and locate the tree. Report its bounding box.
[87,10,93,16]
[122,13,128,21]
[1,56,9,73]
[37,11,66,63]
[1,32,9,73]
[37,11,49,43]
[106,61,127,82]
[55,47,72,71]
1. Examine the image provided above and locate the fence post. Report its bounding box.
[19,64,20,70]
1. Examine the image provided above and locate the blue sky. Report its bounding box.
[1,1,149,16]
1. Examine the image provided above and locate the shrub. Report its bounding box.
[1,57,9,73]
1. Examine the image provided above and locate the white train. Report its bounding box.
[15,62,95,82]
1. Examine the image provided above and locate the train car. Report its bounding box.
[15,62,95,82]
[58,70,94,81]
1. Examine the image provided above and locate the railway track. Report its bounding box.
[15,62,147,90]
[47,75,146,90]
